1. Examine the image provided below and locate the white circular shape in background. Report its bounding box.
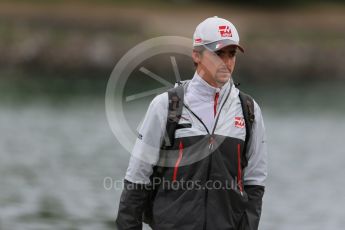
[105,36,193,155]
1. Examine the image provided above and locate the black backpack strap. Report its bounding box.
[143,83,184,226]
[239,91,255,167]
[161,83,184,149]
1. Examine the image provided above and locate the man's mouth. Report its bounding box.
[217,69,230,74]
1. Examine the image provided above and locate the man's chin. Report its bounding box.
[215,72,231,84]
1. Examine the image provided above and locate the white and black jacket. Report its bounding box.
[116,72,268,230]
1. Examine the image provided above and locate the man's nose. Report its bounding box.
[223,56,233,68]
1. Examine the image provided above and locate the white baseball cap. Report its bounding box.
[193,16,244,53]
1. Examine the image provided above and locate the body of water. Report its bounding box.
[0,86,344,229]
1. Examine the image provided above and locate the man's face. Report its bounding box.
[193,45,237,87]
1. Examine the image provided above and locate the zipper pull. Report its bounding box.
[208,136,214,150]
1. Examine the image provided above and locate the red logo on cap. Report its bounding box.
[194,38,202,43]
[218,25,232,37]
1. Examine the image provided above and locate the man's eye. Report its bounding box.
[215,51,223,56]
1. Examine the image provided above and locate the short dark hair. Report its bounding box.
[193,46,206,67]
[193,45,206,53]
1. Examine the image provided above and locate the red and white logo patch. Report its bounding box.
[194,38,202,43]
[218,25,232,37]
[234,117,245,128]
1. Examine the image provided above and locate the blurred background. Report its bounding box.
[0,0,344,229]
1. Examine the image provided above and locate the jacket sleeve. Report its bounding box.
[116,179,150,230]
[115,93,168,229]
[241,185,265,230]
[243,100,268,230]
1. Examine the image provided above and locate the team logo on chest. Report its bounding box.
[234,117,245,128]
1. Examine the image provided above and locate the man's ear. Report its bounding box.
[192,50,201,64]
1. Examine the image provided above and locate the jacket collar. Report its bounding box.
[187,71,231,102]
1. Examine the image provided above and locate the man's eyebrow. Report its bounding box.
[216,49,237,55]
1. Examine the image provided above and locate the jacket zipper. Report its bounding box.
[172,140,184,181]
[183,88,231,137]
[237,143,243,195]
[183,85,232,230]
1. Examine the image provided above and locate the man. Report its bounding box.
[116,16,267,230]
